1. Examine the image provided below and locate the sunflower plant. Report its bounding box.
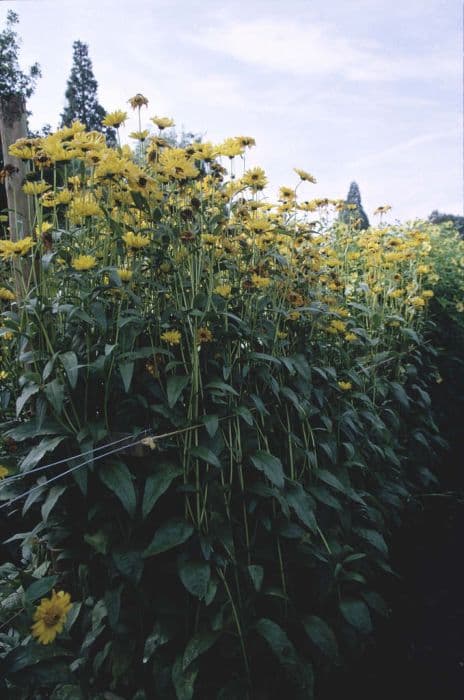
[0,101,461,698]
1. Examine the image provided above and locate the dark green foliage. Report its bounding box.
[0,11,40,106]
[339,181,370,230]
[60,41,114,143]
[429,210,464,237]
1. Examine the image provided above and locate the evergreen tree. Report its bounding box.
[0,10,40,108]
[339,181,370,230]
[429,210,464,238]
[61,40,114,142]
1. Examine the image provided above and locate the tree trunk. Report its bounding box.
[0,94,31,298]
[0,93,30,242]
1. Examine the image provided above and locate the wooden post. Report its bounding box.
[0,93,30,242]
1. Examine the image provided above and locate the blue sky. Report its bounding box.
[1,0,461,221]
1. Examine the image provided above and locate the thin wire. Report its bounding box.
[0,435,147,511]
[0,429,151,488]
[0,407,260,510]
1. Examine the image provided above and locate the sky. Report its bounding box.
[0,0,462,222]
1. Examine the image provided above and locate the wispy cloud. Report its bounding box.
[347,132,449,169]
[190,17,456,82]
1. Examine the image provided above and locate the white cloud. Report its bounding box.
[190,17,456,82]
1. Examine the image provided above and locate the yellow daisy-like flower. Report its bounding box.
[67,195,101,222]
[241,167,268,191]
[151,116,175,130]
[0,237,34,260]
[197,327,213,344]
[102,110,128,128]
[72,255,97,271]
[0,465,9,479]
[294,168,317,183]
[22,180,50,196]
[0,287,15,301]
[117,268,133,282]
[129,130,150,142]
[422,290,434,299]
[251,274,271,289]
[0,371,8,381]
[338,381,352,391]
[128,94,149,109]
[214,284,232,298]
[344,332,357,342]
[160,329,181,346]
[122,231,150,250]
[31,590,72,645]
[410,296,426,308]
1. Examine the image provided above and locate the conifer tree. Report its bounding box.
[339,181,370,230]
[61,40,114,142]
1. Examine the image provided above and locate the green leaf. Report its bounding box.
[25,575,58,603]
[16,382,39,416]
[99,460,136,516]
[317,469,346,493]
[206,380,238,396]
[355,528,388,555]
[172,655,198,700]
[285,482,317,532]
[59,352,79,389]
[143,518,194,557]
[167,375,190,408]
[20,436,67,472]
[178,559,211,599]
[84,530,109,555]
[248,565,264,591]
[44,379,65,415]
[143,621,171,662]
[182,631,219,671]
[190,446,221,469]
[112,550,144,584]
[250,451,284,489]
[390,381,410,409]
[119,362,135,393]
[235,405,254,425]
[41,485,66,522]
[255,618,298,665]
[302,615,339,660]
[339,599,372,634]
[50,686,84,700]
[201,414,219,438]
[142,463,182,518]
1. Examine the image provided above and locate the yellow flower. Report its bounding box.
[456,301,464,313]
[122,231,150,250]
[102,110,128,128]
[329,319,347,333]
[128,94,149,109]
[0,287,15,301]
[197,327,213,344]
[31,590,72,645]
[344,332,357,342]
[0,371,8,381]
[410,296,426,308]
[218,137,245,159]
[214,284,232,298]
[241,167,268,191]
[151,116,175,130]
[72,255,97,271]
[117,268,133,282]
[67,195,101,222]
[129,130,150,142]
[338,381,352,391]
[22,180,50,196]
[251,274,271,289]
[160,329,181,346]
[277,331,288,339]
[373,205,392,215]
[294,168,317,183]
[422,290,434,299]
[0,237,34,260]
[158,148,199,180]
[0,465,9,479]
[35,222,53,236]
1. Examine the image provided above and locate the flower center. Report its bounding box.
[43,606,62,627]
